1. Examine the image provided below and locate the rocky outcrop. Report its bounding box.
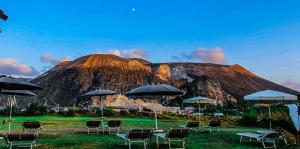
[31,54,299,106]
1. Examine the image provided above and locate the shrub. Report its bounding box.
[119,110,131,116]
[27,102,47,115]
[238,112,257,126]
[63,108,76,116]
[96,107,114,117]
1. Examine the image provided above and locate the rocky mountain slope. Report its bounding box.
[31,54,299,106]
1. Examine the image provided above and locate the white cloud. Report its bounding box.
[282,80,300,92]
[40,53,70,65]
[97,49,149,59]
[0,58,40,77]
[172,48,227,64]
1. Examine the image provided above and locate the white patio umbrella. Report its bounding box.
[244,89,297,130]
[183,96,217,120]
[126,84,183,129]
[81,89,117,118]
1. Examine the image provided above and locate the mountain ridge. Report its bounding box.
[31,54,299,106]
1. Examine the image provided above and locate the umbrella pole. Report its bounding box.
[269,106,272,131]
[198,103,201,121]
[100,96,104,118]
[155,108,158,129]
[9,95,13,133]
[0,89,2,104]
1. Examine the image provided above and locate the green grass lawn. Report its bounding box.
[0,116,298,149]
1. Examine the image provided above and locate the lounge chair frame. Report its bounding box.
[116,128,153,149]
[155,128,191,149]
[179,121,200,133]
[4,133,38,149]
[237,132,279,148]
[106,120,122,134]
[22,121,43,135]
[203,120,221,133]
[86,120,102,134]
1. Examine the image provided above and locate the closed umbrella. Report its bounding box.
[81,89,117,118]
[183,96,217,120]
[126,84,183,129]
[2,90,37,132]
[244,89,297,130]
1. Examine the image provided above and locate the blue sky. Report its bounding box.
[0,0,300,91]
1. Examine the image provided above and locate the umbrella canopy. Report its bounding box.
[244,89,297,130]
[183,96,217,104]
[183,96,217,120]
[81,89,117,118]
[0,76,42,90]
[126,84,182,130]
[244,89,297,104]
[125,84,183,96]
[1,90,37,96]
[81,89,117,97]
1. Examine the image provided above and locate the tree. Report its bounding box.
[0,9,8,20]
[0,9,8,33]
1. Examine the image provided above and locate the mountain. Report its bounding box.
[31,54,299,106]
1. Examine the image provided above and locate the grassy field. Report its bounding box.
[0,116,298,149]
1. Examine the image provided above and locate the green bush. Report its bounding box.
[238,112,258,126]
[96,107,114,117]
[63,108,76,116]
[27,102,47,115]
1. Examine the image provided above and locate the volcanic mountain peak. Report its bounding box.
[50,54,152,72]
[227,64,258,78]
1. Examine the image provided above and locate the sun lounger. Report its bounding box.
[106,120,122,134]
[116,128,153,149]
[203,120,221,132]
[22,121,42,134]
[258,129,297,145]
[86,120,102,134]
[179,121,200,133]
[4,133,38,149]
[154,128,191,149]
[237,132,279,148]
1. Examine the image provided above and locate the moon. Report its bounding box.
[132,8,135,12]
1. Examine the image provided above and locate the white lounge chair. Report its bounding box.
[4,133,38,149]
[105,120,122,134]
[179,121,201,133]
[155,128,191,149]
[203,120,221,133]
[237,132,279,148]
[116,128,153,149]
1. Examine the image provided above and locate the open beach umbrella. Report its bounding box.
[0,76,42,91]
[126,84,183,96]
[244,89,297,130]
[0,76,42,104]
[183,96,217,120]
[81,89,117,118]
[1,90,37,132]
[2,90,37,96]
[126,84,183,129]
